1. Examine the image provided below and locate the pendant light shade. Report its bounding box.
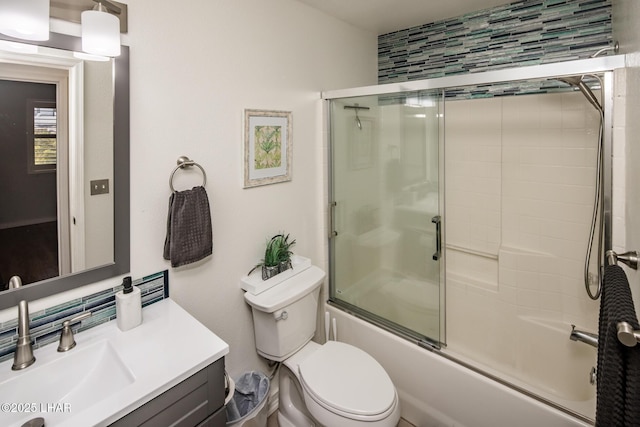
[0,0,50,41]
[81,7,120,57]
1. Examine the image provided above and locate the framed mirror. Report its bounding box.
[0,31,129,310]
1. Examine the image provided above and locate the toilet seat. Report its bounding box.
[298,341,397,422]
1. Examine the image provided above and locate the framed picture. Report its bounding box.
[244,109,292,188]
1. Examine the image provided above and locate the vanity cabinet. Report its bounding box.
[110,358,226,427]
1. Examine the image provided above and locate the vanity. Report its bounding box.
[0,299,229,427]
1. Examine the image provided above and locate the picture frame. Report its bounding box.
[244,109,292,188]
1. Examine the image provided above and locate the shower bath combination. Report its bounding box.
[325,49,640,423]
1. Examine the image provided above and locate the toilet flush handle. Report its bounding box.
[275,310,288,321]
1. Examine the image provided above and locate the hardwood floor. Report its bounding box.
[0,221,59,288]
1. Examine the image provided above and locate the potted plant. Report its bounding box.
[261,236,281,280]
[275,233,296,273]
[249,233,296,280]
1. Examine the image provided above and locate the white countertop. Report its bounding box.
[0,298,229,427]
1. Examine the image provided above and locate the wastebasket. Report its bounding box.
[226,371,270,427]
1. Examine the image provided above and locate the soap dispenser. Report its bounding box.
[116,276,142,331]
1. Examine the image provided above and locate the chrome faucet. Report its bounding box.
[8,276,36,370]
[570,324,598,348]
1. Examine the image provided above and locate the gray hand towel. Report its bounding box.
[163,186,213,267]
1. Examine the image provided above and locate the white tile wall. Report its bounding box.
[621,63,640,313]
[445,97,502,256]
[445,89,608,388]
[613,68,627,256]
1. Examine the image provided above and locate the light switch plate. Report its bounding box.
[90,179,110,195]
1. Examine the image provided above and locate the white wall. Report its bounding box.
[0,0,377,378]
[83,59,114,269]
[122,0,377,377]
[613,0,640,309]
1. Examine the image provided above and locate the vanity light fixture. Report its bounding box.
[0,40,39,54]
[0,0,50,41]
[81,0,121,57]
[73,51,110,62]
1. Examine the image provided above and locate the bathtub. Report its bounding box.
[445,315,597,419]
[337,270,441,339]
[446,271,597,419]
[326,306,592,427]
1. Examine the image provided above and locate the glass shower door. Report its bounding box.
[329,91,443,345]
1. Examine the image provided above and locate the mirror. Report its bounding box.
[0,32,129,310]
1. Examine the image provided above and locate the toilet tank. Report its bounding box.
[244,266,325,362]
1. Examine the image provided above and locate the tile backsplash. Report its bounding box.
[0,271,168,363]
[379,0,612,84]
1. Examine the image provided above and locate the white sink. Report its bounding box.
[0,340,134,426]
[0,299,228,427]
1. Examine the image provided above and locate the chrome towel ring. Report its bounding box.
[169,155,207,192]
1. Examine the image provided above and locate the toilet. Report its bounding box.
[244,265,401,427]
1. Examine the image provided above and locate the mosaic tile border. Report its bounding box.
[378,0,613,89]
[0,270,169,363]
[373,74,603,109]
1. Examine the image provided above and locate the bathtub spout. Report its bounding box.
[570,325,598,348]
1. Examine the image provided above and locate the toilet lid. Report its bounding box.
[298,341,396,418]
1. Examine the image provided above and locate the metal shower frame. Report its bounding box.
[323,54,626,283]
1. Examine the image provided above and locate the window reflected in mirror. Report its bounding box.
[30,100,58,173]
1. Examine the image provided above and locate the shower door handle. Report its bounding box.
[432,215,441,261]
[329,201,338,238]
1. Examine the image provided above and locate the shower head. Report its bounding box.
[558,76,603,114]
[557,76,582,86]
[344,104,370,131]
